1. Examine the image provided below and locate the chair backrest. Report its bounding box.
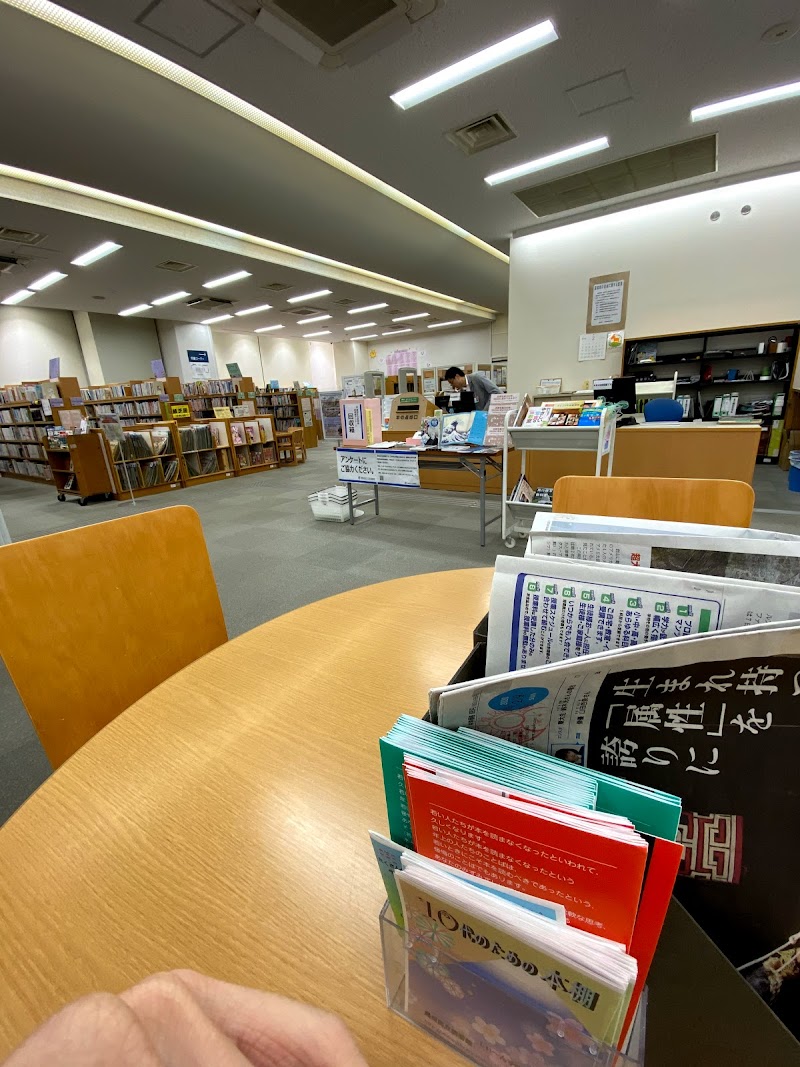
[644,398,684,422]
[0,505,227,768]
[552,476,755,527]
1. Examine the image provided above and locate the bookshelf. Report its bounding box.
[0,377,82,483]
[104,422,184,498]
[182,377,256,418]
[256,387,318,449]
[81,377,182,426]
[176,420,236,486]
[229,415,279,475]
[46,430,115,505]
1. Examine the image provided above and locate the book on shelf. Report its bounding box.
[509,475,535,503]
[230,422,245,446]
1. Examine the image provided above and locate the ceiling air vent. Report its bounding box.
[186,296,233,312]
[0,227,45,245]
[334,297,358,306]
[248,0,437,68]
[262,281,292,291]
[284,305,326,317]
[515,134,718,219]
[156,259,195,272]
[446,113,516,156]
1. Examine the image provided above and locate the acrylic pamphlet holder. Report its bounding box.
[381,902,646,1067]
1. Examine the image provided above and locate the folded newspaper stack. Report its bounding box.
[427,513,800,1040]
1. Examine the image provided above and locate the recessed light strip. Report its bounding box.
[151,290,190,306]
[391,19,558,110]
[344,322,376,331]
[382,328,412,336]
[0,0,508,264]
[296,314,331,324]
[691,78,800,121]
[485,137,610,187]
[119,303,151,317]
[235,302,273,316]
[304,330,331,338]
[29,271,67,291]
[287,289,331,304]
[71,240,122,266]
[428,320,463,329]
[203,270,251,289]
[255,324,284,333]
[348,302,388,314]
[1,289,34,305]
[351,334,377,340]
[202,313,233,325]
[392,312,429,322]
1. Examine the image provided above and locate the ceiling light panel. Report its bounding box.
[485,138,610,186]
[428,320,463,329]
[151,290,191,305]
[691,78,800,121]
[1,288,34,305]
[71,240,122,266]
[344,321,376,331]
[119,303,151,316]
[382,328,412,335]
[351,334,378,340]
[255,324,284,332]
[297,314,332,324]
[391,19,558,109]
[235,302,273,316]
[287,288,331,303]
[348,302,388,314]
[304,329,331,337]
[203,269,251,288]
[392,312,429,322]
[202,313,233,324]
[29,271,67,291]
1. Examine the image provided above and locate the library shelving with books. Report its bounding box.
[81,377,182,426]
[256,387,318,449]
[106,422,183,499]
[0,377,84,483]
[182,377,256,418]
[229,415,279,475]
[46,430,115,505]
[177,421,236,487]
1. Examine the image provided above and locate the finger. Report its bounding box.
[120,973,251,1067]
[167,970,368,1067]
[2,993,161,1067]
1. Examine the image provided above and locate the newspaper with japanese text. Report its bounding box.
[430,621,800,1034]
[487,555,800,676]
[532,511,800,541]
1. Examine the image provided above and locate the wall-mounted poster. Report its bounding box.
[586,271,629,332]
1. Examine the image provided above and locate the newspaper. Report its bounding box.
[487,555,800,676]
[532,510,800,541]
[526,529,800,585]
[430,621,800,1035]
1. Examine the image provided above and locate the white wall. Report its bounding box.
[156,321,218,381]
[508,171,800,393]
[0,307,88,385]
[365,324,493,376]
[89,313,162,383]
[212,330,264,385]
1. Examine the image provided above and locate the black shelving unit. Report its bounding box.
[623,323,798,464]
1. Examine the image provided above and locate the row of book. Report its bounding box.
[109,428,173,461]
[81,384,129,401]
[0,408,47,425]
[0,443,44,460]
[0,425,45,444]
[183,450,226,477]
[0,382,58,404]
[178,423,216,452]
[0,457,53,479]
[182,379,238,396]
[229,418,275,447]
[88,401,162,417]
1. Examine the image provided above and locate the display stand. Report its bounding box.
[47,432,115,505]
[501,408,616,548]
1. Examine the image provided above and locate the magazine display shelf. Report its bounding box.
[381,901,646,1067]
[501,409,617,549]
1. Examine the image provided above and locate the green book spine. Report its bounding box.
[379,738,414,848]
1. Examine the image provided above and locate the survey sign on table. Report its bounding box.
[337,448,420,487]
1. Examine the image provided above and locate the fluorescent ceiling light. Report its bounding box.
[118,303,151,316]
[382,328,412,336]
[691,78,800,122]
[344,321,376,331]
[1,288,34,305]
[351,334,377,340]
[304,330,331,338]
[255,324,284,332]
[391,19,558,110]
[151,290,190,306]
[392,312,429,322]
[235,302,273,316]
[71,240,122,266]
[297,314,331,324]
[287,289,331,304]
[202,313,233,324]
[485,137,610,186]
[348,302,388,314]
[203,270,251,289]
[28,270,67,291]
[428,320,463,329]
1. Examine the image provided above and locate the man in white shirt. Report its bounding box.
[444,366,500,411]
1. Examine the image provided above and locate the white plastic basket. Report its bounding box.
[309,485,363,522]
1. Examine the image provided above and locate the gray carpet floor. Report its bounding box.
[1,449,798,824]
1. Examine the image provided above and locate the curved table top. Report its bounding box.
[0,567,493,1062]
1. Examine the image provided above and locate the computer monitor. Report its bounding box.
[453,390,475,413]
[434,394,450,412]
[593,376,637,415]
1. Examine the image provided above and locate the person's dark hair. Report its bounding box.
[444,366,464,382]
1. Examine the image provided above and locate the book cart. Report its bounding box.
[501,407,617,549]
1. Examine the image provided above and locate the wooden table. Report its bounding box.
[0,569,493,1063]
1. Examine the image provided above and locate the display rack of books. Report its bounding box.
[0,377,82,482]
[81,377,182,426]
[228,415,279,475]
[45,428,115,505]
[181,377,256,418]
[104,422,183,498]
[176,420,236,486]
[255,388,302,430]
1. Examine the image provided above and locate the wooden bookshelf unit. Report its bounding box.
[182,377,256,418]
[0,377,82,483]
[177,420,236,487]
[105,422,184,499]
[229,415,279,475]
[47,431,115,505]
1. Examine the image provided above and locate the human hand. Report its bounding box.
[3,969,368,1067]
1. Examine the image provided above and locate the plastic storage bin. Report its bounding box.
[380,901,646,1067]
[308,486,363,522]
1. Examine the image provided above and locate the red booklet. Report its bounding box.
[405,764,648,947]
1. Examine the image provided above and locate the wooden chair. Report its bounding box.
[290,427,307,464]
[0,506,227,768]
[276,430,298,466]
[552,476,755,527]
